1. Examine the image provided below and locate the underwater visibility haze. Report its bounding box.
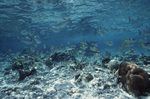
[0,0,150,99]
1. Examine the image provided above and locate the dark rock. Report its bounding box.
[4,71,10,75]
[51,52,76,62]
[85,73,93,82]
[74,73,82,84]
[18,68,36,81]
[143,61,150,65]
[74,58,89,70]
[45,58,53,68]
[140,56,150,65]
[30,80,40,85]
[75,74,80,80]
[11,62,23,70]
[4,67,11,71]
[102,58,111,64]
[102,58,111,68]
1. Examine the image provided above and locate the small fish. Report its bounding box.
[95,28,105,37]
[30,47,33,52]
[93,53,100,60]
[124,28,131,33]
[63,61,67,66]
[123,38,137,44]
[34,44,37,48]
[34,35,41,44]
[75,50,85,56]
[18,36,33,45]
[67,41,70,45]
[90,46,100,52]
[8,48,12,52]
[125,49,136,55]
[121,38,137,48]
[40,30,46,35]
[51,45,55,54]
[80,42,88,50]
[105,41,114,46]
[50,26,61,33]
[110,27,120,32]
[50,16,71,33]
[138,38,147,43]
[121,42,134,47]
[129,17,142,28]
[139,27,150,37]
[139,43,150,49]
[21,30,28,35]
[90,41,98,47]
[44,44,46,49]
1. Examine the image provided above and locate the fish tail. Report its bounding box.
[129,16,131,23]
[138,30,142,35]
[139,43,143,48]
[29,33,33,41]
[69,16,72,24]
[17,36,20,41]
[94,28,97,35]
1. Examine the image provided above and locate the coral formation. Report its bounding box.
[118,62,150,95]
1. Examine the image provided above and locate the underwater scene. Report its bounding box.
[0,0,150,99]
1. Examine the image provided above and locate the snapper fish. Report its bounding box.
[124,49,136,55]
[94,28,105,37]
[94,26,109,37]
[139,26,150,37]
[90,41,98,47]
[105,41,114,46]
[121,38,137,47]
[21,30,28,35]
[124,28,131,33]
[40,30,46,35]
[50,17,71,33]
[34,35,41,44]
[90,46,100,52]
[129,17,143,28]
[140,43,150,50]
[50,26,61,33]
[80,41,88,50]
[121,42,134,47]
[18,36,33,45]
[110,27,120,32]
[123,38,137,44]
[44,44,46,49]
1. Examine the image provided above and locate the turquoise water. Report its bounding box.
[0,0,150,54]
[0,0,150,98]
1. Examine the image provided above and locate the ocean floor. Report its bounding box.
[0,42,150,99]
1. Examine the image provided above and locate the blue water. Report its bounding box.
[0,0,150,54]
[1,1,150,98]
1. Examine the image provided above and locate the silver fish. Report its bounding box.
[20,36,33,45]
[21,30,28,35]
[34,35,41,44]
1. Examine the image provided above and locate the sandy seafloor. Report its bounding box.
[0,51,150,99]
